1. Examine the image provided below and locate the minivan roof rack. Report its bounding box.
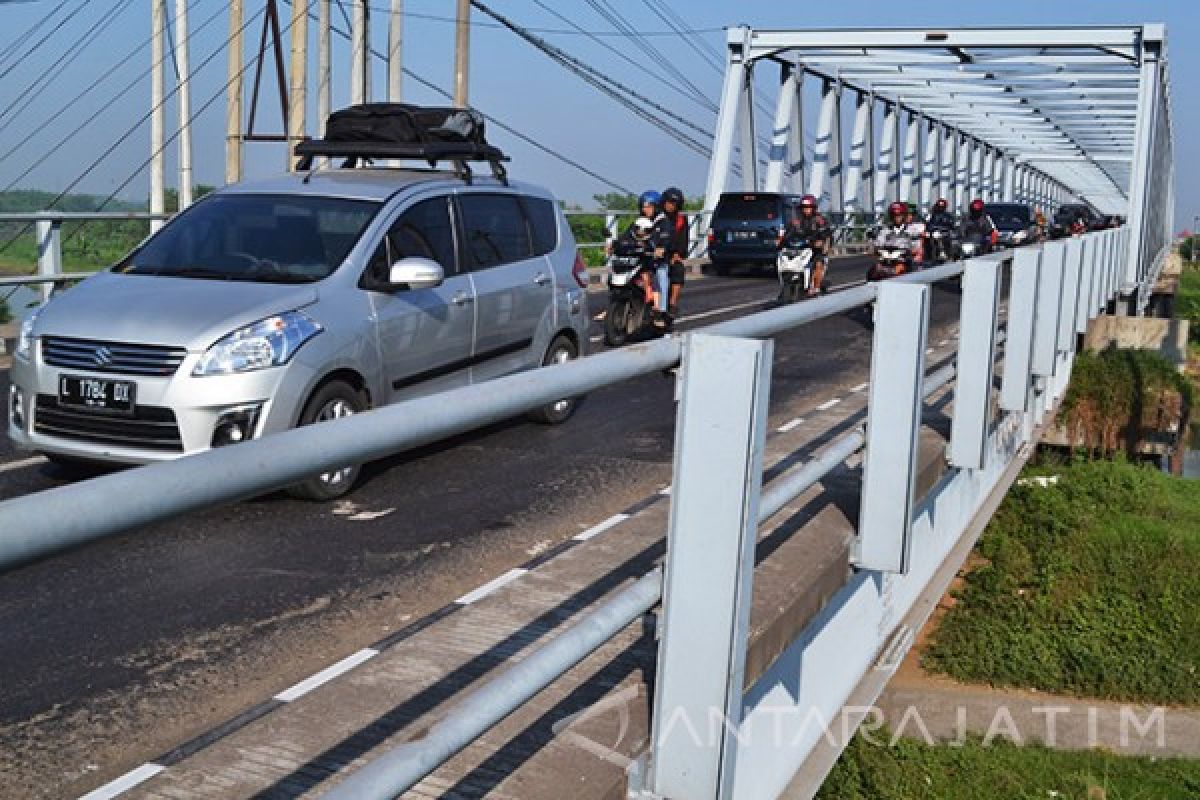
[293,139,510,185]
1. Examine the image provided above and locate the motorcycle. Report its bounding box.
[776,237,815,304]
[603,239,661,347]
[960,232,994,259]
[868,243,913,281]
[927,227,961,264]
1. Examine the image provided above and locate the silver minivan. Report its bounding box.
[7,168,590,499]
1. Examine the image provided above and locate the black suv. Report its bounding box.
[985,203,1038,248]
[706,192,800,275]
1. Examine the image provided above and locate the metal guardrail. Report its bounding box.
[0,223,1127,796]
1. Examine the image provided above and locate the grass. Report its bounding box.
[818,731,1200,799]
[1179,263,1200,345]
[921,459,1200,705]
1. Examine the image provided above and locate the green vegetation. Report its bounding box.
[819,731,1200,800]
[1177,260,1200,345]
[0,297,9,325]
[922,459,1200,705]
[0,187,212,274]
[1057,347,1192,458]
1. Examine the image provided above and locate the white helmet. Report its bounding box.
[633,218,655,238]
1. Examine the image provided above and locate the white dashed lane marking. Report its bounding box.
[850,382,868,393]
[777,418,805,433]
[574,513,630,542]
[274,648,379,703]
[455,568,528,605]
[78,764,166,800]
[0,456,46,475]
[816,397,842,412]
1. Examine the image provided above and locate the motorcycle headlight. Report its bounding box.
[193,311,322,377]
[14,308,40,362]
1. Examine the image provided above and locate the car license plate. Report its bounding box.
[58,375,136,414]
[733,230,755,240]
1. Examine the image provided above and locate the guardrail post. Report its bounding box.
[35,216,62,304]
[1000,248,1042,413]
[856,282,929,574]
[950,256,1002,469]
[651,332,773,799]
[1032,240,1066,381]
[1055,238,1084,396]
[1075,237,1096,334]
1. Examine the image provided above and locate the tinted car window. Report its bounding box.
[522,196,559,257]
[986,205,1032,230]
[458,194,533,268]
[365,196,457,286]
[121,194,379,283]
[714,194,782,222]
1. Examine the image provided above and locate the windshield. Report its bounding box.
[1054,206,1091,225]
[118,194,380,283]
[715,195,782,222]
[986,205,1031,230]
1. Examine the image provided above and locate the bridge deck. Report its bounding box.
[121,338,963,800]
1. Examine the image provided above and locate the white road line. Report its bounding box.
[850,382,868,393]
[78,763,166,800]
[658,485,672,496]
[777,417,805,433]
[926,347,935,355]
[677,297,767,324]
[574,513,630,542]
[938,339,951,347]
[816,397,842,412]
[0,455,45,475]
[456,568,528,605]
[274,648,379,703]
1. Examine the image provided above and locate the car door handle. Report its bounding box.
[533,272,551,287]
[452,291,474,306]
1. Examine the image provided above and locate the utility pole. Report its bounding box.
[351,0,369,104]
[318,0,331,136]
[150,0,166,232]
[287,0,309,171]
[226,0,244,184]
[175,0,193,208]
[454,0,469,106]
[388,0,403,102]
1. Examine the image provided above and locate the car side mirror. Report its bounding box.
[388,257,444,290]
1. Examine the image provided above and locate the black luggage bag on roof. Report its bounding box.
[324,103,488,146]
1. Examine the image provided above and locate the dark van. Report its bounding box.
[706,192,799,275]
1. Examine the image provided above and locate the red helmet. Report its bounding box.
[798,194,818,214]
[934,198,948,212]
[887,200,907,221]
[969,198,985,214]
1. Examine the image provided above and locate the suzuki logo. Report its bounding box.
[92,347,114,367]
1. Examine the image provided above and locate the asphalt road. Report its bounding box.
[0,256,967,798]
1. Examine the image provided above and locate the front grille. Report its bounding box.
[42,336,187,377]
[34,395,183,452]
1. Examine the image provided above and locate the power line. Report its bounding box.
[0,1,227,181]
[283,0,633,194]
[641,0,723,76]
[0,0,134,133]
[470,1,713,156]
[0,0,70,75]
[359,3,723,37]
[0,6,265,256]
[0,0,81,86]
[529,0,716,117]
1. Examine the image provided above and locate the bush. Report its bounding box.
[819,730,1200,799]
[1057,347,1192,458]
[922,459,1200,705]
[0,296,9,325]
[1177,263,1200,344]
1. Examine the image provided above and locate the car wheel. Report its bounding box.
[44,454,105,477]
[529,334,582,425]
[287,380,366,501]
[711,259,731,277]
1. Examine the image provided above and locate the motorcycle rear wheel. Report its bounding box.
[604,298,631,347]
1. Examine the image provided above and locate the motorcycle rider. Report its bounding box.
[781,194,831,297]
[928,198,956,231]
[959,198,997,253]
[620,190,672,326]
[660,186,689,317]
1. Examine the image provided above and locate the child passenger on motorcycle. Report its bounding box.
[619,191,673,325]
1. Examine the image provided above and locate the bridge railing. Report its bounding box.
[0,228,1128,798]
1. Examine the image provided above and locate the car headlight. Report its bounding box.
[15,309,40,362]
[193,311,322,377]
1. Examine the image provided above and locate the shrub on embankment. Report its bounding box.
[1056,347,1191,459]
[818,730,1200,799]
[921,459,1200,705]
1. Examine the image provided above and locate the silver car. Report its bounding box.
[7,169,590,499]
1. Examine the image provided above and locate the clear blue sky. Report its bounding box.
[0,0,1190,225]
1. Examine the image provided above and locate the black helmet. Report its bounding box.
[661,187,684,208]
[933,198,948,212]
